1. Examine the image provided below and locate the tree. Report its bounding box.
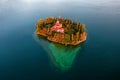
[76,32,80,41]
[80,24,85,33]
[47,25,51,33]
[39,19,44,25]
[52,31,56,36]
[71,34,74,41]
[36,24,40,32]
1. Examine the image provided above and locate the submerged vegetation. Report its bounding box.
[36,16,87,46]
[33,33,83,71]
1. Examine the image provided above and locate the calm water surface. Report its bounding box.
[0,0,120,80]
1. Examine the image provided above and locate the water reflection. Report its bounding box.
[33,33,84,71]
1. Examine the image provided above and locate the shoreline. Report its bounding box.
[36,31,87,46]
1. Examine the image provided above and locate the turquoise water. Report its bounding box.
[33,34,83,71]
[0,0,120,80]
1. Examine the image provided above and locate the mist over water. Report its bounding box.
[0,0,120,80]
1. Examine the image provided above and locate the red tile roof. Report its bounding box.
[51,20,64,33]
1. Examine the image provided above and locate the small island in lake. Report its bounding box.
[36,16,87,46]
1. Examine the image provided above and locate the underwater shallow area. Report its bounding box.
[0,0,120,80]
[33,33,84,71]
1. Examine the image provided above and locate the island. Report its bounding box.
[36,16,87,46]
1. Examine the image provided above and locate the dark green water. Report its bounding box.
[0,0,120,80]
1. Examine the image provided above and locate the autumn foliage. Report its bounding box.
[36,16,87,46]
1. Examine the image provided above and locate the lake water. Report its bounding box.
[0,0,120,80]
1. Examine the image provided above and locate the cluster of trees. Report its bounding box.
[36,16,86,45]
